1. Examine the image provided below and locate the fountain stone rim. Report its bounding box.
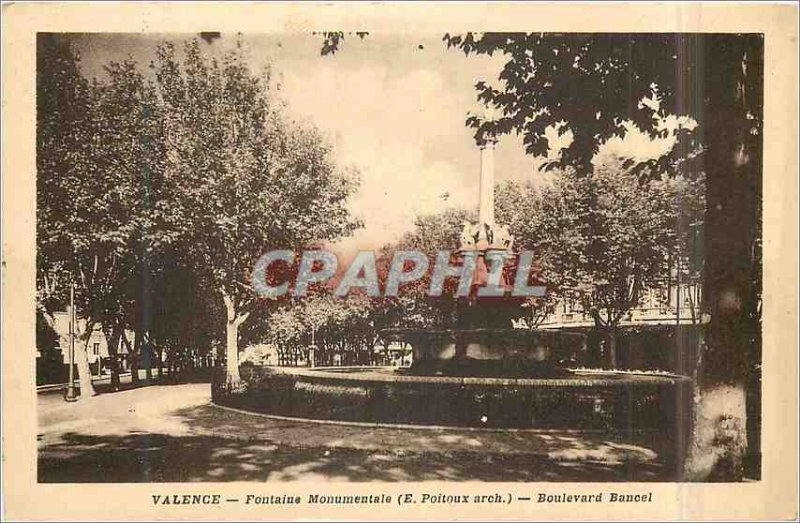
[280,365,692,387]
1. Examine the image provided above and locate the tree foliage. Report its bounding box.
[36,35,362,391]
[385,208,476,328]
[265,293,388,366]
[444,31,762,479]
[151,39,361,386]
[37,35,167,393]
[443,33,760,172]
[154,39,360,302]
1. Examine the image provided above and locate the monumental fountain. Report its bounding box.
[213,116,691,434]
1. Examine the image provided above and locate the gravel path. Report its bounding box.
[38,383,679,482]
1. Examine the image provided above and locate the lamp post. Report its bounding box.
[64,279,78,402]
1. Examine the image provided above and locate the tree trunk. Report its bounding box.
[684,383,747,481]
[75,325,96,398]
[225,320,241,389]
[40,306,96,397]
[591,313,618,369]
[144,340,153,384]
[683,37,763,481]
[126,330,139,385]
[605,328,618,369]
[584,328,601,367]
[103,325,122,391]
[221,290,249,391]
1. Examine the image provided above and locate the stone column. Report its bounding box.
[478,139,496,227]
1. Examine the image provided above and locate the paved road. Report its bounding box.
[38,383,679,482]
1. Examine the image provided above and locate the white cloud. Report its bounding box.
[280,58,480,254]
[594,115,695,167]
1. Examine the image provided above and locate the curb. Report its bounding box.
[36,372,137,394]
[37,383,68,393]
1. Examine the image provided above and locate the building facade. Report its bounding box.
[524,282,703,330]
[37,311,132,373]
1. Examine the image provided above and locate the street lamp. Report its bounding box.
[64,278,78,402]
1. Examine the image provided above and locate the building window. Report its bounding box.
[93,342,99,356]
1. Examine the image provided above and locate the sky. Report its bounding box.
[69,33,682,256]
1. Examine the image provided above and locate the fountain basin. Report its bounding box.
[213,365,692,432]
[379,328,588,378]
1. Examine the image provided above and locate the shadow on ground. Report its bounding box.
[184,404,682,468]
[39,431,675,483]
[38,383,682,483]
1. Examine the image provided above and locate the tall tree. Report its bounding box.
[37,35,145,397]
[88,57,168,389]
[153,40,360,389]
[387,208,476,328]
[37,34,98,397]
[495,180,557,328]
[264,293,385,367]
[540,162,691,367]
[444,33,763,480]
[37,35,170,396]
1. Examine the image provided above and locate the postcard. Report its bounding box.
[2,2,797,521]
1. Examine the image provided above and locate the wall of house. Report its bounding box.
[533,283,702,330]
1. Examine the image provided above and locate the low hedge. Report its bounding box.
[213,365,692,438]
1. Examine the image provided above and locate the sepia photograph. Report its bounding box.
[34,29,763,484]
[3,2,798,521]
